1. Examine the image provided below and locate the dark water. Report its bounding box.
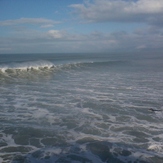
[0,53,163,163]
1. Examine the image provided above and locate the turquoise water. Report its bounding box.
[0,53,163,163]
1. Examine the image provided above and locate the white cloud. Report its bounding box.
[0,16,163,54]
[70,0,163,25]
[40,24,54,28]
[47,30,65,39]
[124,0,163,14]
[4,18,163,53]
[1,26,163,54]
[0,18,60,26]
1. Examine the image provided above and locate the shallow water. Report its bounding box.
[0,53,163,163]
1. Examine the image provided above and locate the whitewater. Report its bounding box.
[0,53,163,163]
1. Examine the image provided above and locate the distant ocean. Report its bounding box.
[0,53,163,163]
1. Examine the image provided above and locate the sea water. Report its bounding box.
[0,53,163,163]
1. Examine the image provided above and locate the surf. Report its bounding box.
[0,60,54,73]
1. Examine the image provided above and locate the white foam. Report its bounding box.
[155,111,163,119]
[1,134,16,146]
[0,60,54,72]
[81,107,102,119]
[148,145,160,151]
[148,144,163,153]
[44,147,62,155]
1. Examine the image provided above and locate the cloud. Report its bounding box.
[0,15,163,54]
[47,30,65,39]
[0,18,60,27]
[1,25,163,54]
[70,0,163,26]
[1,17,163,54]
[40,24,54,28]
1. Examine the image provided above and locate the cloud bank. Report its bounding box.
[0,18,60,27]
[70,0,163,26]
[1,25,162,54]
[0,0,163,54]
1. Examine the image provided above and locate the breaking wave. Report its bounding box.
[0,59,128,74]
[0,60,54,73]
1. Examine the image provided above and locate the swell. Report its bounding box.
[0,60,128,77]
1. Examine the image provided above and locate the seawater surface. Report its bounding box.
[0,53,163,163]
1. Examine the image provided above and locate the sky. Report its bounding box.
[0,0,163,54]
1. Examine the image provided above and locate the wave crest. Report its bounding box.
[0,60,54,73]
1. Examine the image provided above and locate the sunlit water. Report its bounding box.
[0,53,163,163]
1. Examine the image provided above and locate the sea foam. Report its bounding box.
[0,60,54,73]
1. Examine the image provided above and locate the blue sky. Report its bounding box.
[0,0,163,54]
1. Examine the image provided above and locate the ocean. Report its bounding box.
[0,53,163,163]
